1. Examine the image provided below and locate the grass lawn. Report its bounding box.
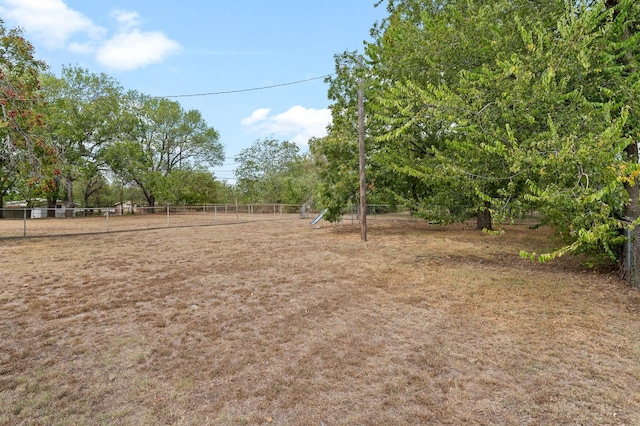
[1,217,639,424]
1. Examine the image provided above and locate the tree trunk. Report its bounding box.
[0,180,14,219]
[82,176,103,208]
[119,184,125,215]
[138,182,155,209]
[47,197,56,218]
[65,177,74,206]
[476,201,492,230]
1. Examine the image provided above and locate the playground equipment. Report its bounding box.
[310,208,327,225]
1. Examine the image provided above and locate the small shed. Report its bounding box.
[31,201,67,218]
[4,199,67,219]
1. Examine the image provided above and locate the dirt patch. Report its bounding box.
[1,217,639,425]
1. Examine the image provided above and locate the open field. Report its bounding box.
[1,217,639,425]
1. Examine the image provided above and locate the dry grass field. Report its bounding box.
[1,215,639,425]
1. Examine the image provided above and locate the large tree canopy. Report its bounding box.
[316,0,640,261]
[105,92,224,207]
[39,66,124,208]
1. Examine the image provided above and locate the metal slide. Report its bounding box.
[310,208,327,225]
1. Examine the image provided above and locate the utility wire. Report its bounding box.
[2,74,335,102]
[158,74,333,99]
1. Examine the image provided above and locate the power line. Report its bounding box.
[158,74,333,99]
[2,73,335,102]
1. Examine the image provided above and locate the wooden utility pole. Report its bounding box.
[357,56,367,242]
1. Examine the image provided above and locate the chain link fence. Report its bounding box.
[0,204,307,239]
[621,223,640,288]
[0,203,426,238]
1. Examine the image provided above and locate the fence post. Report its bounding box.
[106,209,110,232]
[628,227,634,286]
[167,204,170,227]
[23,207,27,237]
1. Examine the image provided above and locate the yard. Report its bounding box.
[1,217,639,424]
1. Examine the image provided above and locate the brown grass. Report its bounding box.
[1,216,639,425]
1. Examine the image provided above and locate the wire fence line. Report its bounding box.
[0,204,307,239]
[0,203,421,239]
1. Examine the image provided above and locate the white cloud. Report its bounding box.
[0,0,181,71]
[241,106,332,146]
[111,8,143,30]
[240,108,271,126]
[97,29,181,71]
[95,8,180,71]
[0,0,104,48]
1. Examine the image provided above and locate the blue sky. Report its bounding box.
[0,0,387,181]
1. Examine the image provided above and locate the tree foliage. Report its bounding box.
[318,0,640,261]
[0,20,52,214]
[234,137,316,204]
[105,92,223,207]
[0,22,228,211]
[39,66,124,207]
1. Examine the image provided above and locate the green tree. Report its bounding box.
[313,51,403,222]
[234,137,313,204]
[159,169,225,205]
[373,0,638,259]
[309,132,359,222]
[106,92,224,207]
[514,0,640,260]
[321,0,639,261]
[368,0,570,229]
[39,66,125,208]
[0,21,52,216]
[596,0,640,220]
